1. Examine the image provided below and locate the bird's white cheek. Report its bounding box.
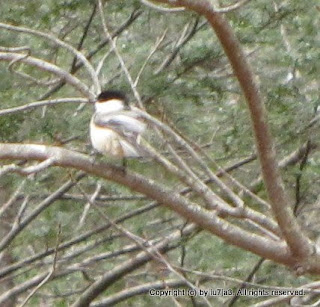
[95,99,124,113]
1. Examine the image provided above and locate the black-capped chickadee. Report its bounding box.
[90,90,146,158]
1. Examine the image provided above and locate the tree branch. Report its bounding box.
[151,0,313,261]
[71,224,195,307]
[0,143,308,269]
[37,8,142,101]
[0,98,88,116]
[90,279,193,306]
[0,22,101,94]
[0,52,94,100]
[0,172,86,252]
[0,202,157,280]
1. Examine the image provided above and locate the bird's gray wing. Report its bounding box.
[94,113,146,139]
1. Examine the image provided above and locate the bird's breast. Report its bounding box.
[90,119,121,156]
[90,118,140,158]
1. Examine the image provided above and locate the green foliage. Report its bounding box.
[0,0,319,306]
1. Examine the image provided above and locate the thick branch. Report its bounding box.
[0,143,304,268]
[152,0,312,259]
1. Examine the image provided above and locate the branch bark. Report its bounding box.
[0,22,100,94]
[0,143,317,271]
[0,98,88,116]
[0,52,94,100]
[151,0,313,260]
[0,172,86,252]
[71,224,193,307]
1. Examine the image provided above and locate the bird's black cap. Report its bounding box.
[96,90,128,103]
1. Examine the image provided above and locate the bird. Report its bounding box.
[90,90,146,159]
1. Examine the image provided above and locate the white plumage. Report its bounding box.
[90,96,146,158]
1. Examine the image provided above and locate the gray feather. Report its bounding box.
[94,112,146,138]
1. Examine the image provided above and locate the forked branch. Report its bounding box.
[0,52,94,100]
[1,143,319,273]
[151,0,313,260]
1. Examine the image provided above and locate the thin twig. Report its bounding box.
[37,9,143,102]
[134,29,168,86]
[0,202,157,280]
[8,53,60,86]
[70,2,97,74]
[0,172,86,253]
[18,224,62,307]
[155,18,205,74]
[228,258,265,306]
[77,183,102,230]
[136,108,244,208]
[97,0,143,107]
[294,140,312,215]
[75,182,213,307]
[0,158,56,176]
[140,0,185,12]
[0,22,100,94]
[0,52,93,99]
[214,0,252,13]
[0,180,26,218]
[0,46,30,53]
[13,196,29,227]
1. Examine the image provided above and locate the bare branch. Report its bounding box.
[97,0,143,108]
[0,180,26,219]
[140,0,185,12]
[8,51,60,86]
[152,0,313,261]
[155,18,206,74]
[77,183,102,230]
[144,0,251,13]
[70,2,97,74]
[0,46,30,53]
[0,143,303,269]
[0,171,86,252]
[307,113,320,129]
[228,258,265,306]
[74,184,212,306]
[90,279,196,306]
[0,272,51,305]
[37,9,143,101]
[0,202,158,280]
[0,22,101,94]
[134,29,167,86]
[136,108,244,208]
[214,0,252,13]
[0,97,88,116]
[250,141,317,193]
[0,52,94,100]
[18,225,62,307]
[12,196,29,228]
[71,224,196,307]
[3,158,56,176]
